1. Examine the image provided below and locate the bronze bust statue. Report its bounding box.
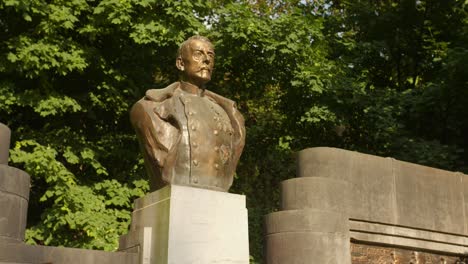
[130,36,245,192]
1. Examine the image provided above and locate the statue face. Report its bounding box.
[177,39,215,87]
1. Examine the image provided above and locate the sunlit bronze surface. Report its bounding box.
[130,36,245,192]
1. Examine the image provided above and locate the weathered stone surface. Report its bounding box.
[0,193,28,242]
[296,147,353,181]
[266,177,352,264]
[0,241,138,264]
[266,147,468,263]
[295,147,468,236]
[0,165,30,242]
[265,209,348,235]
[394,160,465,234]
[0,165,30,200]
[0,124,10,165]
[280,177,350,212]
[296,148,397,223]
[119,187,171,261]
[120,185,249,264]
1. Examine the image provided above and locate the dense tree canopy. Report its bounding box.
[1,0,466,262]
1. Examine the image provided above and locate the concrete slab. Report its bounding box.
[280,177,349,213]
[394,161,465,234]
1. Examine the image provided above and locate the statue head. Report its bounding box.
[176,36,215,88]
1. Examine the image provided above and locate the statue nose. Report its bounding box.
[202,53,211,64]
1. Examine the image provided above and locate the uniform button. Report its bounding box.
[193,160,199,166]
[191,125,196,131]
[185,99,190,103]
[214,130,219,135]
[189,111,194,116]
[192,142,198,148]
[193,177,198,183]
[214,163,219,170]
[214,146,219,151]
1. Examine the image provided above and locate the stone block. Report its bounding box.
[344,153,396,223]
[265,209,351,264]
[120,185,249,264]
[296,147,397,223]
[0,165,30,200]
[394,161,465,234]
[280,177,350,213]
[295,147,468,235]
[0,194,28,242]
[296,147,352,181]
[268,147,468,262]
[265,209,348,234]
[0,165,30,242]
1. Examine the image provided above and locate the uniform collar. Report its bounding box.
[180,81,205,96]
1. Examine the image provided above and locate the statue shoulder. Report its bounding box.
[145,82,180,102]
[205,89,235,105]
[130,82,180,123]
[205,89,241,112]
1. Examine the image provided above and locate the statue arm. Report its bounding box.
[130,99,178,169]
[230,103,246,171]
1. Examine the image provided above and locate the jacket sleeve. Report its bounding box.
[130,99,179,171]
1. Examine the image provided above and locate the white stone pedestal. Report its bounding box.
[119,185,249,264]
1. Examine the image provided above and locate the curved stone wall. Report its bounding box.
[265,147,468,263]
[0,122,31,243]
[0,165,30,243]
[296,147,468,235]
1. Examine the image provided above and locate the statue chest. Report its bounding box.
[174,92,234,190]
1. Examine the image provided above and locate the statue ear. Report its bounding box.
[176,57,184,71]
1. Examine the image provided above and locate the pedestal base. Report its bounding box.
[119,185,249,264]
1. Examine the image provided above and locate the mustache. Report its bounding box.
[198,67,212,72]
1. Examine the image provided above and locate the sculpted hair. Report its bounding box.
[177,35,213,59]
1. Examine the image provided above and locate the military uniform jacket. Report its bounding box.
[130,82,246,192]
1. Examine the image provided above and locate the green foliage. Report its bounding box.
[0,0,203,251]
[1,0,467,262]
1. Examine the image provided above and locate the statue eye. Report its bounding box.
[193,51,203,60]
